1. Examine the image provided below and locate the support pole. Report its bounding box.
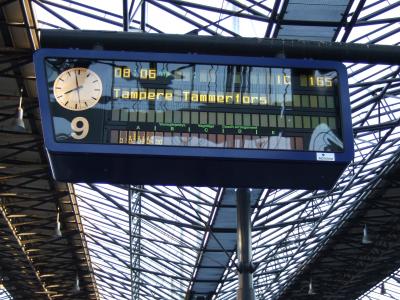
[140,0,146,32]
[236,188,255,300]
[123,0,129,32]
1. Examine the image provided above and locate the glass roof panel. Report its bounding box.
[73,184,215,299]
[359,266,400,299]
[0,287,12,300]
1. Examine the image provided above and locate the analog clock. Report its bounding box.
[53,67,102,111]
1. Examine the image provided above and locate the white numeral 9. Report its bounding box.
[71,117,89,140]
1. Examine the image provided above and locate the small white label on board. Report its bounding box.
[316,152,335,161]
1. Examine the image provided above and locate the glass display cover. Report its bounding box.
[45,57,344,153]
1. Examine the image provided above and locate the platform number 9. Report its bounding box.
[71,117,89,140]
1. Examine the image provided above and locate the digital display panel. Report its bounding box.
[44,57,344,153]
[34,48,353,189]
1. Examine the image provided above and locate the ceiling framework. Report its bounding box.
[278,156,400,299]
[0,1,97,299]
[358,266,400,299]
[0,0,399,300]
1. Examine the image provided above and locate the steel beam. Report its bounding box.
[40,30,400,65]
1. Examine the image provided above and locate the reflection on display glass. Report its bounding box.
[45,58,344,153]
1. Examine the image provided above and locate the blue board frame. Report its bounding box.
[34,48,353,189]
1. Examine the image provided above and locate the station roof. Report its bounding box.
[1,0,400,299]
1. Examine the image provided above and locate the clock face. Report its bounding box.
[53,67,102,111]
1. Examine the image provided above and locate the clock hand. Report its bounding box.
[75,71,81,103]
[64,85,83,94]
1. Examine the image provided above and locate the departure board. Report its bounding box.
[34,48,353,188]
[44,58,343,153]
